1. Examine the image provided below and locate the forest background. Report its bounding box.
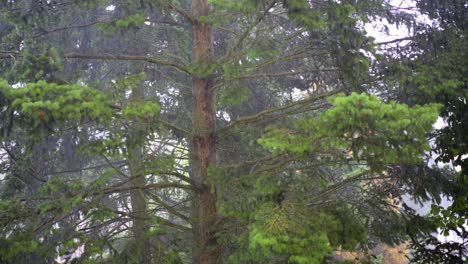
[0,0,466,263]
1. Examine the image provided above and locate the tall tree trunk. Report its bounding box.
[128,85,152,264]
[191,0,221,263]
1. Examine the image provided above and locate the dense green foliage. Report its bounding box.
[373,0,467,261]
[260,93,439,169]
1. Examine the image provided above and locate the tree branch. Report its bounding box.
[307,169,371,206]
[214,69,339,90]
[158,119,191,135]
[32,17,183,38]
[219,0,277,63]
[376,37,413,46]
[247,51,329,71]
[147,191,191,223]
[168,4,196,24]
[64,53,190,74]
[221,153,288,170]
[216,89,340,134]
[102,182,194,194]
[110,208,191,232]
[153,170,193,185]
[46,160,126,176]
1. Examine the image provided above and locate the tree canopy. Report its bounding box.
[0,0,465,263]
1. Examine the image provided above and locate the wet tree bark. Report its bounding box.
[190,0,221,263]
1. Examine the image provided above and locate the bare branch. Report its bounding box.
[147,192,191,223]
[64,53,190,74]
[158,119,191,135]
[376,37,413,46]
[32,18,183,38]
[110,208,191,232]
[102,182,194,194]
[46,161,126,176]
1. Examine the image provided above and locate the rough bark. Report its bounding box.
[190,0,221,263]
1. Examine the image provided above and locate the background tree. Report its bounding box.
[372,0,467,262]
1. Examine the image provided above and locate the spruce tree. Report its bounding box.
[0,1,458,263]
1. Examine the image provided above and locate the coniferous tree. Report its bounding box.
[0,1,460,263]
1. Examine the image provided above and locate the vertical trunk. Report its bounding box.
[191,0,221,263]
[129,165,150,263]
[128,85,151,263]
